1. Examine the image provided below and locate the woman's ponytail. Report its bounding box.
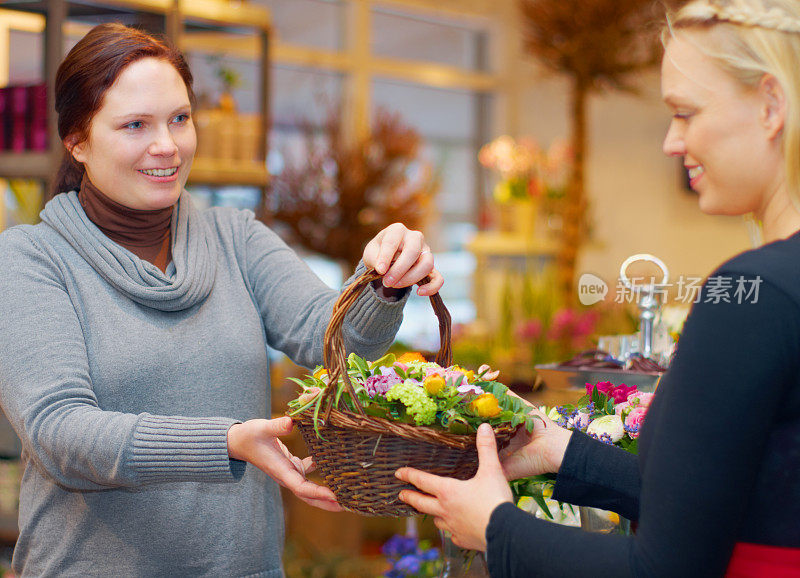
[51,151,84,198]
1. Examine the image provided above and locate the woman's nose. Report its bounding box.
[148,126,179,156]
[662,121,686,157]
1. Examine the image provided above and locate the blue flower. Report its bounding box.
[382,534,418,558]
[419,547,440,561]
[395,554,422,574]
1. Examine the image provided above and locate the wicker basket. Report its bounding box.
[291,269,518,517]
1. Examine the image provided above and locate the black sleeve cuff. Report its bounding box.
[552,431,640,521]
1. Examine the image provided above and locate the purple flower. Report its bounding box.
[569,411,590,430]
[395,554,422,574]
[381,534,417,557]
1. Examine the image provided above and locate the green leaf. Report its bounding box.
[363,405,391,419]
[447,417,473,434]
[287,377,311,389]
[531,492,553,519]
[369,352,396,370]
[347,353,371,378]
[311,394,326,440]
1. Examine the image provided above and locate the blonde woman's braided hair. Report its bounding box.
[666,0,800,207]
[701,0,800,33]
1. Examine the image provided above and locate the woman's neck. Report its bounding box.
[758,198,800,244]
[77,175,174,272]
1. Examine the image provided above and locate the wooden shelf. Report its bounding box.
[188,158,270,187]
[467,231,560,257]
[179,0,270,29]
[0,152,53,180]
[0,154,271,187]
[0,0,272,197]
[0,0,170,17]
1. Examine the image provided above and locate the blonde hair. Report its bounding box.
[666,0,800,205]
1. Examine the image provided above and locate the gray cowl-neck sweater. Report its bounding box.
[0,190,407,577]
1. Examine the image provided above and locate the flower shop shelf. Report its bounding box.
[188,159,270,187]
[0,0,272,201]
[0,152,53,181]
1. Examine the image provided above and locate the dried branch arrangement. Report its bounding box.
[264,108,439,271]
[518,0,662,299]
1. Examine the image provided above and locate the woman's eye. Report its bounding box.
[124,121,144,130]
[172,113,190,124]
[673,111,693,120]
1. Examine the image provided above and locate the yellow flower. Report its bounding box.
[469,393,501,418]
[517,496,536,513]
[450,365,475,383]
[397,352,426,364]
[423,374,446,396]
[313,367,328,380]
[542,486,553,499]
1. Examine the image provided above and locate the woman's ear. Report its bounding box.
[759,74,786,140]
[64,135,86,163]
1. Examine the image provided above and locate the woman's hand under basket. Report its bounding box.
[227,417,342,512]
[499,401,573,480]
[362,223,443,297]
[395,423,513,551]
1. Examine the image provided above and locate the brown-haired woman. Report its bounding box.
[0,22,443,577]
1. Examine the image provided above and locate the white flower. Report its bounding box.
[547,407,561,421]
[477,364,500,381]
[586,415,625,443]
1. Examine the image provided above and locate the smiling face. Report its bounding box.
[69,57,196,211]
[661,33,784,217]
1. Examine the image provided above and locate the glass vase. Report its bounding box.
[438,531,490,578]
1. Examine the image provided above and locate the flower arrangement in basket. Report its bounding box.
[286,269,539,517]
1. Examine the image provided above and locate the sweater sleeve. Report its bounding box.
[487,273,800,577]
[552,430,641,521]
[0,228,245,490]
[242,214,407,368]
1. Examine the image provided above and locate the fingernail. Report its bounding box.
[377,262,387,274]
[394,470,402,479]
[384,275,395,287]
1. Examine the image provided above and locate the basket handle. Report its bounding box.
[320,268,452,417]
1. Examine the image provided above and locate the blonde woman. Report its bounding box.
[397,1,800,575]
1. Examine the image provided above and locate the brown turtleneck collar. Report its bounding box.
[78,175,174,273]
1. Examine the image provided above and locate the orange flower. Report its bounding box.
[397,352,426,364]
[313,367,328,380]
[469,393,501,418]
